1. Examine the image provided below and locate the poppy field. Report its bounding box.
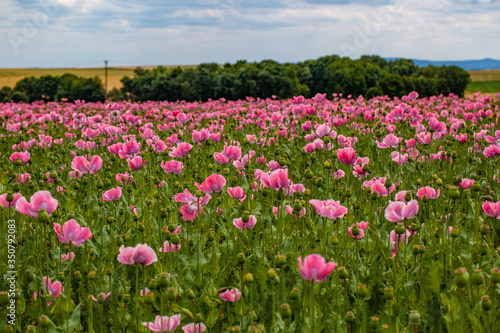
[1,91,500,332]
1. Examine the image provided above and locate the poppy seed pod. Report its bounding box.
[395,222,406,235]
[244,273,254,283]
[158,273,169,289]
[166,287,177,302]
[454,268,469,289]
[491,268,500,284]
[481,295,492,311]
[409,310,420,324]
[280,304,292,319]
[471,269,484,286]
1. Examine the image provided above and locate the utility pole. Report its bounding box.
[104,60,108,101]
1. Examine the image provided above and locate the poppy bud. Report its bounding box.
[357,284,368,297]
[0,292,9,306]
[280,304,292,319]
[267,269,276,280]
[138,223,145,232]
[39,315,49,328]
[6,192,14,203]
[471,183,481,192]
[14,158,22,166]
[242,212,250,223]
[182,307,194,319]
[338,266,348,280]
[276,254,287,267]
[244,273,254,283]
[303,189,311,197]
[404,192,412,202]
[75,271,82,282]
[170,235,181,245]
[237,253,246,265]
[395,222,406,235]
[491,268,500,284]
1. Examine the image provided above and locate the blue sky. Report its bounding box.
[0,0,499,68]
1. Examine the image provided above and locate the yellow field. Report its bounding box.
[468,70,500,82]
[0,65,195,90]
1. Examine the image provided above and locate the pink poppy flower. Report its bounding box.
[61,252,75,262]
[337,147,356,165]
[482,201,500,219]
[222,145,242,161]
[233,215,257,230]
[416,186,440,200]
[91,292,111,302]
[297,254,337,283]
[159,240,181,253]
[10,152,30,165]
[174,189,211,221]
[182,323,207,333]
[16,173,31,184]
[53,219,92,247]
[34,277,63,305]
[459,178,474,189]
[0,193,23,208]
[71,155,103,175]
[483,144,500,158]
[213,152,230,165]
[227,187,246,201]
[103,187,122,201]
[376,134,401,149]
[161,160,183,174]
[384,200,419,222]
[16,190,58,219]
[142,314,181,332]
[220,288,241,302]
[348,227,365,239]
[117,244,158,266]
[169,142,193,158]
[195,174,226,193]
[118,141,141,159]
[309,199,348,219]
[128,156,143,171]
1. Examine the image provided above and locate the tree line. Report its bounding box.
[1,55,471,103]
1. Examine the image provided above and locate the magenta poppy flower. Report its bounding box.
[174,189,211,221]
[213,152,230,165]
[384,200,419,222]
[337,147,356,165]
[195,174,226,193]
[117,244,158,266]
[376,134,401,148]
[192,129,210,143]
[309,199,348,219]
[127,156,143,171]
[108,143,124,155]
[16,173,31,184]
[417,132,431,145]
[391,151,409,165]
[227,187,246,201]
[118,141,141,159]
[161,160,183,174]
[10,151,30,165]
[482,201,500,219]
[91,292,111,302]
[34,277,63,305]
[233,215,257,230]
[142,314,181,332]
[169,142,193,158]
[16,190,58,218]
[61,252,75,262]
[159,240,181,253]
[297,254,337,283]
[71,155,103,175]
[416,186,440,200]
[0,193,23,208]
[182,323,207,333]
[261,169,289,190]
[483,144,500,158]
[103,187,122,201]
[220,288,241,302]
[53,219,92,247]
[459,178,474,189]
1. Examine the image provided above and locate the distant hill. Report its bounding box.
[385,58,500,70]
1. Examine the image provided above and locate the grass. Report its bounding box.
[465,80,500,93]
